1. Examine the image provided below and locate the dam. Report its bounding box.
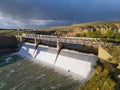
[17,34,99,80]
[0,34,104,89]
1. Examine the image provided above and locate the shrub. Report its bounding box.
[106,30,114,38]
[86,31,101,38]
[115,34,120,41]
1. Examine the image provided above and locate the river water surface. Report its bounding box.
[0,53,80,90]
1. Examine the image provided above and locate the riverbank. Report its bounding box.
[80,65,116,90]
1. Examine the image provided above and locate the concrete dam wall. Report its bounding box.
[19,42,98,80]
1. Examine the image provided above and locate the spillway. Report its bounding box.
[19,43,35,57]
[33,45,57,64]
[19,42,98,80]
[55,49,97,80]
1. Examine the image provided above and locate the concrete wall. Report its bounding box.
[0,36,18,50]
[98,46,112,60]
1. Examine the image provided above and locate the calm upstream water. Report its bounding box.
[0,53,80,90]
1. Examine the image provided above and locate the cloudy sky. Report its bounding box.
[0,0,120,29]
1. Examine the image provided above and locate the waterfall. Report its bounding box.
[55,49,97,80]
[33,45,57,64]
[19,43,36,57]
[19,42,98,80]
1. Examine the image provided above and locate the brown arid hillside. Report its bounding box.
[0,20,120,43]
[0,20,120,37]
[36,20,120,37]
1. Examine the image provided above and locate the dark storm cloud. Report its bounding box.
[0,0,120,29]
[0,0,65,20]
[0,0,98,21]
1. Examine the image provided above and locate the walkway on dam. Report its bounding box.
[16,34,104,46]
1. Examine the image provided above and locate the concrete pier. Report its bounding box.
[54,41,64,65]
[57,41,64,53]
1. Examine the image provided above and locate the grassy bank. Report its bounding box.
[80,65,116,90]
[103,45,120,63]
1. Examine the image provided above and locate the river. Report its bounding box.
[0,42,98,90]
[0,53,80,90]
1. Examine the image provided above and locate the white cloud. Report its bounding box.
[0,14,23,28]
[28,19,71,25]
[0,17,3,20]
[0,11,75,29]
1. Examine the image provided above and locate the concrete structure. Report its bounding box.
[16,34,104,46]
[56,41,64,52]
[98,46,112,60]
[17,34,100,80]
[16,34,104,59]
[54,41,64,65]
[19,42,98,80]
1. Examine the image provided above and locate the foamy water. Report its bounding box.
[0,54,80,90]
[19,42,98,80]
[0,42,98,90]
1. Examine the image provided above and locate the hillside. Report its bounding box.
[0,20,120,34]
[0,20,120,42]
[37,20,120,36]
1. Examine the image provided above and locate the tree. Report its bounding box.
[86,30,101,38]
[106,30,114,38]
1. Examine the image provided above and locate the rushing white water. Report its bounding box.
[19,43,36,57]
[19,42,98,80]
[0,55,79,90]
[33,45,57,64]
[55,49,97,80]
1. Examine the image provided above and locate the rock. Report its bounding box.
[117,74,120,79]
[117,63,120,70]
